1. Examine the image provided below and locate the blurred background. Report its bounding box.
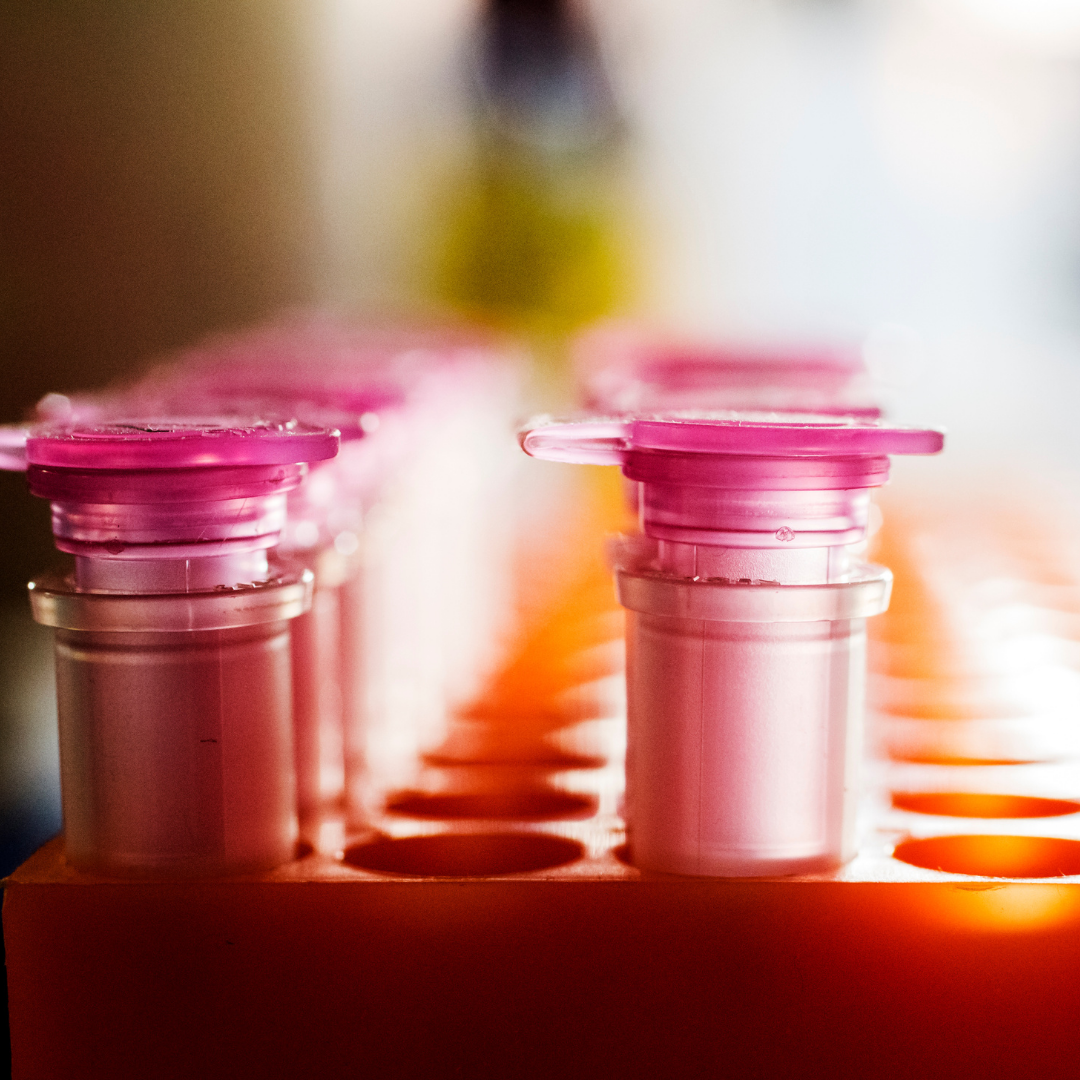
[6,0,1080,873]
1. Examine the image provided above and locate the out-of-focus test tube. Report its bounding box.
[523,413,943,876]
[118,359,406,849]
[0,424,31,469]
[858,477,1080,880]
[23,419,338,876]
[871,482,1080,779]
[575,325,881,417]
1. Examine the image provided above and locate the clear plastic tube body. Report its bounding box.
[617,540,890,876]
[626,614,865,875]
[29,570,315,872]
[30,568,313,876]
[54,620,295,875]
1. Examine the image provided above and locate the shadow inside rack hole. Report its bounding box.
[343,832,585,877]
[385,789,598,821]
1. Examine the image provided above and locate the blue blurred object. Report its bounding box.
[0,604,61,878]
[1,603,60,1079]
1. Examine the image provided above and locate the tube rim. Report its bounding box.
[29,564,313,632]
[616,563,892,622]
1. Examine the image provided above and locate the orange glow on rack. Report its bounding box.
[379,465,633,823]
[431,465,632,766]
[909,882,1080,933]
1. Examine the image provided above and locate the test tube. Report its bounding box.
[575,327,881,416]
[123,374,404,850]
[522,413,943,876]
[24,419,339,876]
[29,384,368,850]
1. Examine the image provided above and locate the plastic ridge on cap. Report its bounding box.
[521,411,944,463]
[26,419,340,471]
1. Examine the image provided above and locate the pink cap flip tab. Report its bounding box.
[523,412,944,548]
[522,411,942,461]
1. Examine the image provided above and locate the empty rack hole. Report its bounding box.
[892,792,1080,819]
[893,835,1080,878]
[385,789,598,821]
[343,832,584,878]
[888,752,1044,767]
[425,750,606,770]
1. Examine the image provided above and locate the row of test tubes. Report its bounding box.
[7,316,522,874]
[3,316,960,880]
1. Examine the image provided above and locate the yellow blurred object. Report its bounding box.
[429,0,635,377]
[910,881,1080,933]
[437,145,630,338]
